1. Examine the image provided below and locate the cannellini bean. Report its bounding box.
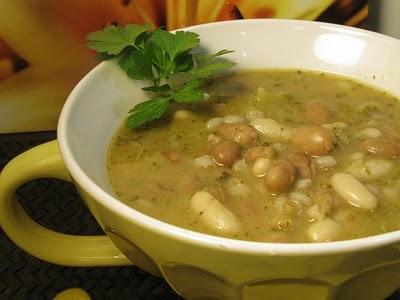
[206,118,223,131]
[307,204,329,221]
[305,100,334,124]
[223,114,245,124]
[190,191,241,235]
[245,110,265,122]
[289,192,312,206]
[295,178,312,191]
[272,196,297,231]
[252,158,272,177]
[307,218,342,242]
[244,146,275,163]
[381,182,400,203]
[232,158,247,172]
[346,159,393,180]
[227,177,250,197]
[311,187,334,209]
[322,122,349,130]
[250,118,292,142]
[216,123,258,146]
[265,160,296,193]
[313,156,337,169]
[174,110,193,121]
[332,209,356,224]
[210,140,240,166]
[207,134,222,145]
[194,155,215,168]
[331,173,377,210]
[291,126,333,156]
[355,127,382,139]
[359,138,400,158]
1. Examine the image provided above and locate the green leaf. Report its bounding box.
[193,59,236,79]
[126,96,171,128]
[174,52,194,72]
[174,79,205,103]
[119,50,153,80]
[95,52,116,61]
[87,24,151,55]
[193,49,234,65]
[152,29,200,60]
[141,84,170,93]
[173,31,200,57]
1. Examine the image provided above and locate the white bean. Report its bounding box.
[365,159,393,178]
[206,118,223,131]
[174,110,192,121]
[295,178,312,191]
[307,204,326,221]
[250,118,292,142]
[289,192,312,206]
[245,110,265,122]
[313,156,337,169]
[227,177,250,197]
[223,114,244,124]
[332,209,355,224]
[356,127,382,139]
[207,134,222,145]
[190,191,241,235]
[193,155,215,168]
[307,218,342,242]
[331,173,377,210]
[252,158,272,177]
[232,159,247,172]
[346,159,393,180]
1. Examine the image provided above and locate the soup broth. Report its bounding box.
[108,69,400,243]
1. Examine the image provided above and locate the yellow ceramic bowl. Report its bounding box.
[2,20,400,300]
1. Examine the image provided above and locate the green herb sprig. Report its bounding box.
[87,24,235,128]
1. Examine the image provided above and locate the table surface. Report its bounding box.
[0,131,399,300]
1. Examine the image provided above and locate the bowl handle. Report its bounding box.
[0,140,132,267]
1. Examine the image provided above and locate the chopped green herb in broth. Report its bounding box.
[108,69,400,243]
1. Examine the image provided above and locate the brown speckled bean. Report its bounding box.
[265,160,296,193]
[291,126,333,156]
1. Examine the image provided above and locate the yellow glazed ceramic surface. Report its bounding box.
[1,20,400,299]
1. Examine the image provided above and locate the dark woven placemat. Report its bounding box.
[0,132,400,300]
[0,132,181,300]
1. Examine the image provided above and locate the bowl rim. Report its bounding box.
[58,18,400,256]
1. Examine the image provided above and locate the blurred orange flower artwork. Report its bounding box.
[0,0,367,133]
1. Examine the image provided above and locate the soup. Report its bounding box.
[107,69,400,243]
